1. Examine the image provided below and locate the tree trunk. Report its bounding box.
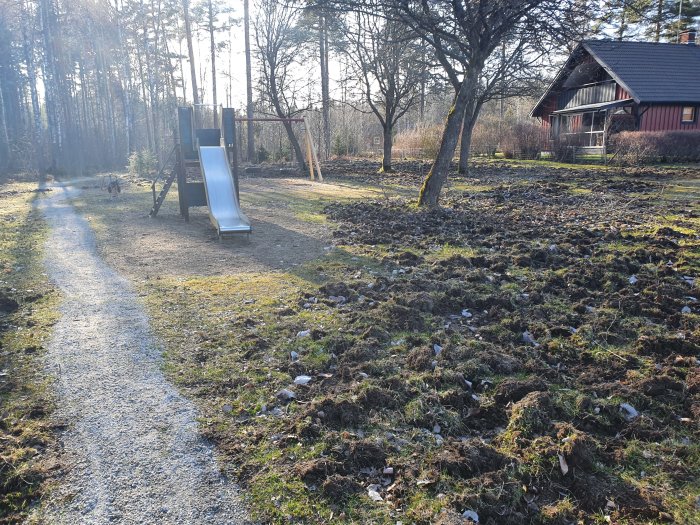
[418,77,475,207]
[457,98,483,175]
[21,7,42,153]
[115,0,132,158]
[268,71,306,174]
[281,119,306,174]
[654,0,663,42]
[381,125,393,172]
[135,46,153,150]
[0,84,10,170]
[617,10,627,41]
[40,0,60,171]
[319,13,330,160]
[183,0,199,107]
[419,45,426,121]
[207,0,217,124]
[141,4,159,156]
[457,108,477,175]
[244,0,255,162]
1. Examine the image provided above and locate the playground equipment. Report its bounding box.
[149,105,322,238]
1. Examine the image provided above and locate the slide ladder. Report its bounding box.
[149,169,177,218]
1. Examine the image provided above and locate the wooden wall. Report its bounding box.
[640,106,700,131]
[615,85,631,100]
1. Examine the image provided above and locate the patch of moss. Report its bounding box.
[0,178,59,523]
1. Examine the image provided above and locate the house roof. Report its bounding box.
[531,40,700,117]
[584,40,700,104]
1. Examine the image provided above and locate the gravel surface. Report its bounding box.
[36,184,249,524]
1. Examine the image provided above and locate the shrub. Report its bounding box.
[272,144,291,162]
[257,145,270,163]
[610,130,700,165]
[550,133,587,163]
[332,133,360,157]
[394,124,443,159]
[500,122,545,160]
[128,149,157,178]
[471,116,501,157]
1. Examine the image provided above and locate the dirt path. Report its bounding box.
[36,183,249,524]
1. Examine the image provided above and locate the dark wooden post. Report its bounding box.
[176,145,189,222]
[222,108,240,202]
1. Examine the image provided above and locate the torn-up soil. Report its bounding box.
[74,160,700,524]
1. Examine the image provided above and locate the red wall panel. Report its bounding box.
[640,106,700,131]
[615,85,631,100]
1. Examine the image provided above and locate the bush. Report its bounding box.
[332,133,360,157]
[610,130,700,165]
[394,124,443,159]
[500,122,545,160]
[257,145,270,163]
[272,144,291,162]
[550,133,587,163]
[128,149,157,178]
[471,116,501,157]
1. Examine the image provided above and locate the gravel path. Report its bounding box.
[37,184,249,524]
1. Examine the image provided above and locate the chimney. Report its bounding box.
[680,29,697,45]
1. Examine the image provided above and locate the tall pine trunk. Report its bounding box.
[319,13,330,160]
[21,6,42,158]
[135,46,153,150]
[207,0,217,124]
[244,0,255,162]
[115,0,133,158]
[40,0,60,171]
[0,85,10,170]
[183,0,199,107]
[654,0,663,42]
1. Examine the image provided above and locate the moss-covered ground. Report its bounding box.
[0,174,59,524]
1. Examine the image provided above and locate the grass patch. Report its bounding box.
[0,174,59,524]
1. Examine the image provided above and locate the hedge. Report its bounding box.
[610,130,700,165]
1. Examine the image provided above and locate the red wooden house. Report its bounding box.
[531,32,700,149]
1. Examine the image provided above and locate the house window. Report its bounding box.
[682,106,696,123]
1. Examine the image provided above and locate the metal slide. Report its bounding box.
[198,146,252,236]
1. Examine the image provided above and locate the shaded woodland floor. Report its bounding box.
[2,159,700,524]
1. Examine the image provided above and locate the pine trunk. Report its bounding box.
[208,0,217,124]
[319,13,330,160]
[0,84,10,169]
[244,0,255,162]
[183,0,199,106]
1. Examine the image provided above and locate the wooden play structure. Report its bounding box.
[149,106,322,236]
